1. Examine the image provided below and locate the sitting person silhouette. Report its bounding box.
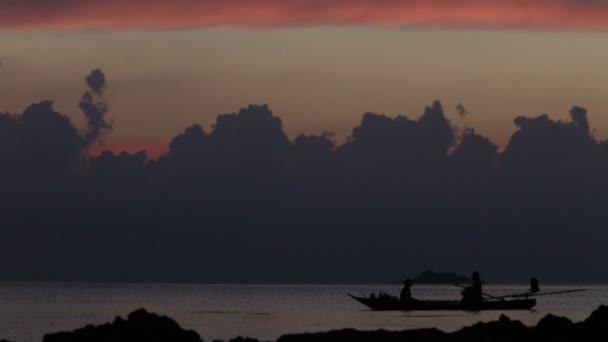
[461,271,483,306]
[400,278,414,303]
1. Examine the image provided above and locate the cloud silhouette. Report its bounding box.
[456,104,468,118]
[339,101,454,165]
[210,104,290,159]
[2,0,608,30]
[85,69,107,95]
[80,69,113,147]
[294,132,334,159]
[3,73,608,283]
[168,124,210,159]
[502,106,596,166]
[17,101,83,174]
[451,129,497,169]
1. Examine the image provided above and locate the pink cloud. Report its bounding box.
[2,0,608,30]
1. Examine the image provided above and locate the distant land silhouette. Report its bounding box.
[1,69,608,283]
[413,270,472,284]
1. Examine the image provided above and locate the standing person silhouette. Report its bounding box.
[461,271,483,307]
[400,278,414,304]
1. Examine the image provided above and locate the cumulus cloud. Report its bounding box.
[80,69,112,147]
[503,106,596,166]
[3,93,608,283]
[85,69,107,95]
[2,0,608,30]
[456,104,468,118]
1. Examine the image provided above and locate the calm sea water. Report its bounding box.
[0,283,605,342]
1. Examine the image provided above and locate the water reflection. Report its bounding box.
[0,283,604,342]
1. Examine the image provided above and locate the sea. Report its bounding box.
[0,283,605,342]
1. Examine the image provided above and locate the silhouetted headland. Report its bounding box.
[413,269,472,284]
[34,306,608,342]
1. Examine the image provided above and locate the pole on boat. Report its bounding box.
[457,278,587,301]
[494,288,587,300]
[493,278,587,300]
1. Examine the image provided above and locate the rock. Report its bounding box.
[453,314,529,341]
[534,313,575,340]
[43,308,202,342]
[277,328,445,342]
[39,305,608,342]
[576,305,608,341]
[229,338,261,342]
[582,304,608,328]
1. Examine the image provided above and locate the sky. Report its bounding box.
[2,0,608,156]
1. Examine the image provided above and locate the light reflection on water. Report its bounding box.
[0,283,605,342]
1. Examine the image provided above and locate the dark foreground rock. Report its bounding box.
[277,328,445,342]
[43,309,202,342]
[43,305,608,342]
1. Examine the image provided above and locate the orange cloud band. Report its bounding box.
[2,0,608,30]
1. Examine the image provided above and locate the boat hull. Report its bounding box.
[348,294,536,311]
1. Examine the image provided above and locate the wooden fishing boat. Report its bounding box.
[348,294,536,311]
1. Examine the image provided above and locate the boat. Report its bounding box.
[348,293,536,311]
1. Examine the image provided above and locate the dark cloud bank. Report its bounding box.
[1,69,607,284]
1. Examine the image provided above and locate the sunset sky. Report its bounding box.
[2,0,608,156]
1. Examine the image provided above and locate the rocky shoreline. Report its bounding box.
[5,305,604,342]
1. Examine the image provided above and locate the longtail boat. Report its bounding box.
[348,293,536,311]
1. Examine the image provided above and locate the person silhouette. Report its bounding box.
[530,278,540,293]
[400,278,414,303]
[461,271,483,306]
